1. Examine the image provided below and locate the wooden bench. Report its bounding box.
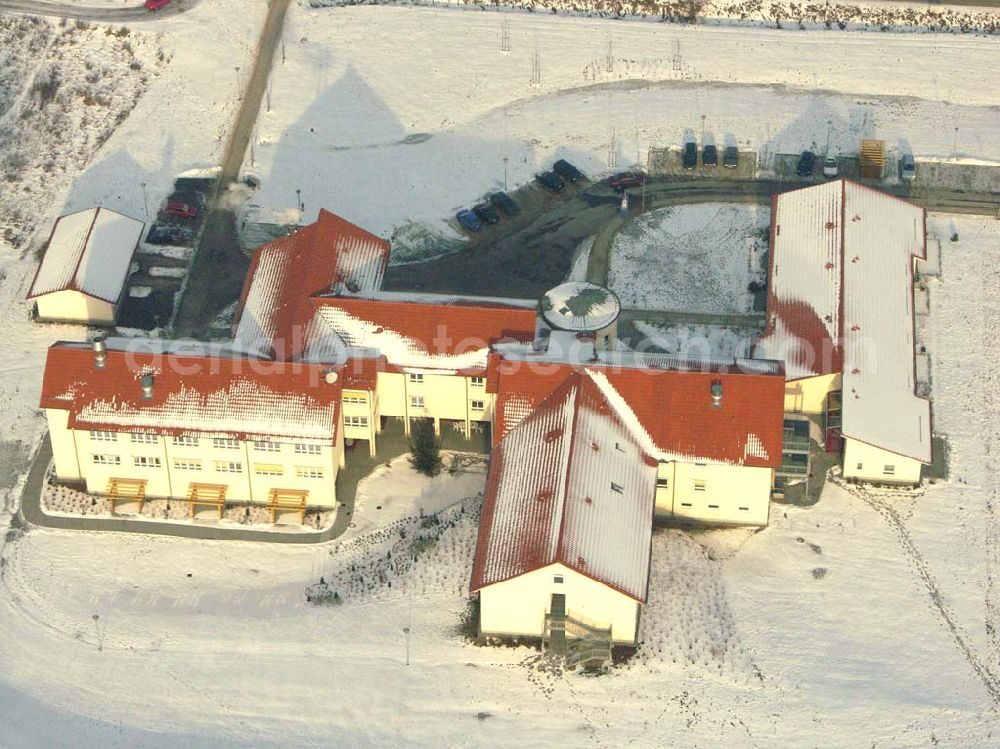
[267,489,309,524]
[106,477,148,514]
[186,483,228,519]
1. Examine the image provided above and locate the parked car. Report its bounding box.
[489,191,520,216]
[472,202,500,225]
[682,141,697,169]
[456,209,482,233]
[165,201,198,219]
[702,144,718,167]
[609,172,646,192]
[796,150,817,177]
[900,153,916,182]
[723,146,739,169]
[553,159,584,182]
[822,156,839,178]
[535,171,565,192]
[146,0,172,10]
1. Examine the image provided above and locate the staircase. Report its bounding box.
[543,601,613,671]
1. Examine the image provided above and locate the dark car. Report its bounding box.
[702,144,718,167]
[536,171,565,192]
[682,142,697,169]
[723,146,739,168]
[552,159,584,182]
[456,209,482,233]
[489,191,520,216]
[609,172,646,192]
[796,150,817,177]
[472,202,500,225]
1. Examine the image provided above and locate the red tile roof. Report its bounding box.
[471,371,657,601]
[311,293,537,372]
[41,341,342,441]
[232,209,390,361]
[493,354,785,468]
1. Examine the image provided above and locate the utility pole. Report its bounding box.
[826,119,832,153]
[235,66,242,100]
[140,182,148,219]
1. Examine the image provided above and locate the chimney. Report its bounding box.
[92,335,107,369]
[710,380,723,409]
[140,373,155,400]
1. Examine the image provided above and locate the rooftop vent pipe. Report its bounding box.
[140,373,155,400]
[92,335,107,369]
[710,380,723,409]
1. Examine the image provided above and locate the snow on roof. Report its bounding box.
[755,180,930,462]
[470,371,657,601]
[40,341,342,441]
[541,282,620,332]
[28,208,144,304]
[492,350,785,468]
[232,209,390,361]
[311,294,537,371]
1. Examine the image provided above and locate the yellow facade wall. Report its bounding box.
[654,460,771,526]
[783,373,841,415]
[842,438,923,485]
[478,563,641,644]
[35,290,116,324]
[46,409,81,480]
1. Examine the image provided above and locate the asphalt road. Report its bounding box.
[172,0,293,337]
[0,0,199,22]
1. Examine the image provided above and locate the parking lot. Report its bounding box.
[772,153,861,181]
[144,176,214,246]
[648,146,758,180]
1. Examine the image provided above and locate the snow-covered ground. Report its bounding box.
[609,203,769,312]
[634,320,756,357]
[241,4,998,249]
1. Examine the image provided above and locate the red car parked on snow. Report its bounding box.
[146,0,172,11]
[165,201,197,219]
[609,172,646,192]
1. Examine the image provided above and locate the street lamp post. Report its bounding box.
[826,119,832,153]
[235,66,242,100]
[403,626,411,666]
[502,157,508,191]
[140,182,148,219]
[700,114,706,142]
[953,127,959,156]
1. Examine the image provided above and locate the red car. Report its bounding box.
[165,201,197,219]
[609,172,646,192]
[146,0,172,10]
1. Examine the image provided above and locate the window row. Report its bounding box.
[407,396,485,411]
[92,454,325,479]
[344,416,369,428]
[408,374,486,387]
[856,462,896,475]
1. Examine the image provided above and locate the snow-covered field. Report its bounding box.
[609,203,769,312]
[634,320,756,357]
[242,4,998,249]
[0,0,998,745]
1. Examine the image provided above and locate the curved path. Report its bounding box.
[0,0,199,22]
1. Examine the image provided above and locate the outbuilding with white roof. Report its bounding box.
[27,208,145,325]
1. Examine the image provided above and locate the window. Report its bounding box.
[856,462,863,470]
[610,482,624,494]
[294,443,322,455]
[470,400,484,412]
[410,396,425,409]
[214,461,242,473]
[172,435,198,448]
[708,504,719,509]
[656,477,669,488]
[133,456,162,468]
[344,416,368,428]
[253,440,280,452]
[92,454,120,466]
[173,459,202,471]
[694,462,707,467]
[883,464,896,475]
[615,442,625,453]
[680,502,692,507]
[553,575,564,584]
[408,373,424,384]
[470,376,485,387]
[213,438,239,450]
[693,479,707,492]
[254,464,283,476]
[89,430,116,442]
[296,466,324,479]
[738,506,749,511]
[130,433,158,445]
[343,394,367,404]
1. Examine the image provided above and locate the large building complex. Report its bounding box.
[36,180,932,645]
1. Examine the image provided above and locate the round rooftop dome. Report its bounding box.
[540,281,621,333]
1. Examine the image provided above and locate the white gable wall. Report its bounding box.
[478,563,641,644]
[655,461,772,526]
[843,438,923,485]
[35,290,115,324]
[47,409,81,481]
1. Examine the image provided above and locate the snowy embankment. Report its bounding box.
[634,320,755,358]
[609,203,769,313]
